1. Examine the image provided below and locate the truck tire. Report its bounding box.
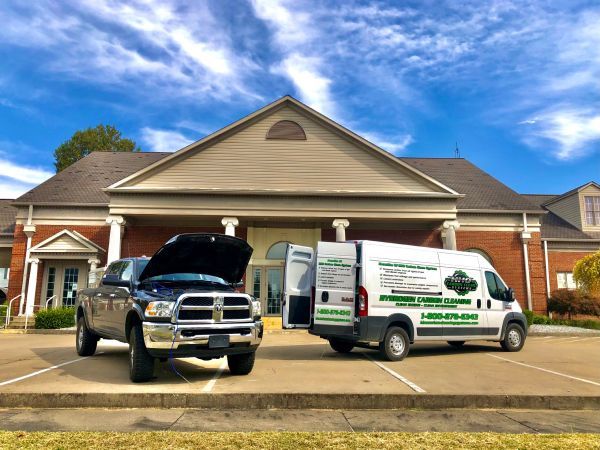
[501,323,525,352]
[76,316,97,356]
[329,338,354,353]
[379,326,410,361]
[129,323,155,382]
[448,341,465,348]
[227,351,255,375]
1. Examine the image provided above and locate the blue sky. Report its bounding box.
[0,0,599,199]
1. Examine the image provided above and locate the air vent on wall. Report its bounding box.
[266,120,306,140]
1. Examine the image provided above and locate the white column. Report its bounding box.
[24,258,39,317]
[221,217,239,237]
[19,221,36,316]
[88,258,101,288]
[442,220,460,250]
[106,216,125,264]
[332,219,350,242]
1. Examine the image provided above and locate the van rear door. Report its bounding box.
[282,244,314,329]
[313,242,357,334]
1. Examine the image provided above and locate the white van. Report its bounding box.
[282,240,527,361]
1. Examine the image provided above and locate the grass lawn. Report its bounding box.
[0,432,599,449]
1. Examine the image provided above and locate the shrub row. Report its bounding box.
[547,289,600,319]
[34,307,75,329]
[524,309,600,330]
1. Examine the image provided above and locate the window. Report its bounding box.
[266,120,306,140]
[584,196,600,225]
[46,267,56,301]
[465,248,493,264]
[266,241,291,260]
[119,261,133,281]
[485,271,507,300]
[253,268,262,299]
[557,272,577,290]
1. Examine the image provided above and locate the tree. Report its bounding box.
[54,124,140,172]
[573,250,600,297]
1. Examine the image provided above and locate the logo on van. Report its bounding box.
[444,270,478,296]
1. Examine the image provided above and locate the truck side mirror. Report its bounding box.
[505,288,515,302]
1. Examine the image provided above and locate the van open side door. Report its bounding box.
[282,244,314,329]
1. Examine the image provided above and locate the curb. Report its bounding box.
[0,393,599,410]
[529,332,600,337]
[0,329,75,335]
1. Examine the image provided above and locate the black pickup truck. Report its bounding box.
[74,233,263,382]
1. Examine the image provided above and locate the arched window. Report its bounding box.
[266,241,291,260]
[465,248,493,264]
[266,120,306,140]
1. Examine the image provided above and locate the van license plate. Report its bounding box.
[209,335,230,348]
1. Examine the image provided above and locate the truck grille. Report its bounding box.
[177,294,252,323]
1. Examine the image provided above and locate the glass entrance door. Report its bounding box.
[61,267,80,307]
[43,261,86,308]
[267,267,283,315]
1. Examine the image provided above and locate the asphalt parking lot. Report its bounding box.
[0,332,599,396]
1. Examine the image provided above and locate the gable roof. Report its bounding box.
[542,181,600,206]
[523,193,600,241]
[30,229,105,254]
[0,199,17,235]
[14,152,168,206]
[108,96,459,197]
[401,158,544,212]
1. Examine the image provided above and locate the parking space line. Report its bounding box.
[487,353,600,387]
[201,358,227,393]
[364,354,426,393]
[564,337,600,343]
[0,353,104,387]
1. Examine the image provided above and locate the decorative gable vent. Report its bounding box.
[266,120,306,140]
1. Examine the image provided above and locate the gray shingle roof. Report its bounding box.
[523,194,600,240]
[15,152,169,205]
[400,158,543,211]
[0,199,17,235]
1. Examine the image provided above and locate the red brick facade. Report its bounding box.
[546,251,591,293]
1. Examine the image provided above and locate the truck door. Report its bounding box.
[313,242,357,334]
[282,244,314,329]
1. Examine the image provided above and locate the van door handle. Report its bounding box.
[487,299,491,309]
[477,299,481,309]
[109,294,116,298]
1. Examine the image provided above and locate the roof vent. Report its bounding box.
[266,120,306,140]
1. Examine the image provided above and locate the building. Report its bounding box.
[0,200,16,302]
[4,96,599,319]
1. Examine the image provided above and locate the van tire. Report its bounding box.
[329,338,354,353]
[76,317,97,356]
[129,323,155,382]
[228,351,256,375]
[380,326,410,361]
[448,341,465,348]
[501,323,525,352]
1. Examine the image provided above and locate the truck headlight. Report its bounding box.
[145,301,175,318]
[252,300,261,319]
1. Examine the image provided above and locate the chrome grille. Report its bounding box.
[177,293,252,323]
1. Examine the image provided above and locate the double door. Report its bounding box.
[251,266,283,316]
[43,261,88,308]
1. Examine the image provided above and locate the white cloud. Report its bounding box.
[140,127,195,153]
[521,108,600,160]
[359,131,413,155]
[0,159,53,185]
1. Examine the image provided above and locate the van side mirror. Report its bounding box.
[504,288,515,302]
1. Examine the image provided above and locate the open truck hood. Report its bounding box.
[138,233,253,284]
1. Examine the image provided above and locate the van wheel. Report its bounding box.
[228,351,256,375]
[129,323,155,382]
[329,338,354,353]
[501,323,525,352]
[380,327,410,361]
[76,316,97,356]
[448,341,465,348]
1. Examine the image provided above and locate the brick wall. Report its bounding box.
[7,224,110,313]
[456,231,547,314]
[321,228,443,247]
[546,251,591,293]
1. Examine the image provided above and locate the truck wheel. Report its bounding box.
[129,323,155,382]
[227,351,255,375]
[501,323,525,352]
[379,326,410,361]
[329,338,354,353]
[76,316,97,356]
[448,341,465,348]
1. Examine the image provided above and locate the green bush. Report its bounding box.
[34,307,75,329]
[523,309,534,326]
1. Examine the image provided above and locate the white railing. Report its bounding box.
[4,294,23,328]
[45,295,57,310]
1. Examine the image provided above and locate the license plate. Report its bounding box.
[209,335,230,348]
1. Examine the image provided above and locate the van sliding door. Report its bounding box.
[282,245,314,329]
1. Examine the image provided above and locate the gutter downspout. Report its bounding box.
[522,212,533,311]
[543,240,550,299]
[18,205,34,316]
